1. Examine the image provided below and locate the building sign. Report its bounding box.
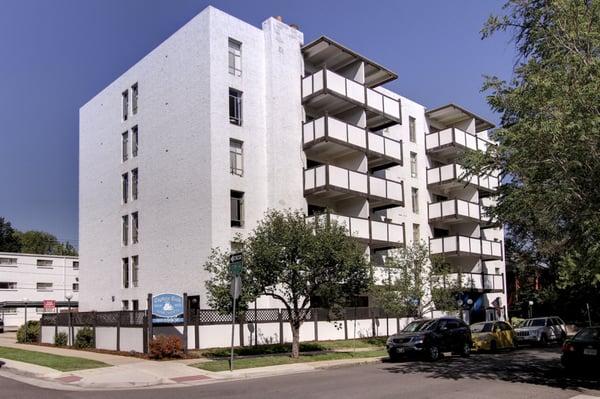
[43,300,56,311]
[152,293,184,324]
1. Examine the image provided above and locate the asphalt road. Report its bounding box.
[2,348,600,399]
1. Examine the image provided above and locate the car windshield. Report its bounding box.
[574,327,600,341]
[402,320,436,332]
[471,323,493,333]
[523,319,546,327]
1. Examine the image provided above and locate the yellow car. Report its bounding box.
[471,321,516,352]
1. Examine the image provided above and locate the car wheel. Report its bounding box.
[539,334,548,347]
[388,352,400,362]
[490,341,497,353]
[460,342,471,357]
[427,345,440,361]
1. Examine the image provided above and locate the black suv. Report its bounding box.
[386,317,472,361]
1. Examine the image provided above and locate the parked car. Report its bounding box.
[514,316,566,346]
[561,326,600,370]
[386,317,472,361]
[471,321,516,352]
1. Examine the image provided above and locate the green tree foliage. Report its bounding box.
[463,1,600,299]
[17,230,78,256]
[371,242,460,318]
[0,217,21,252]
[204,209,371,358]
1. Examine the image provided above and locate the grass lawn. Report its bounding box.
[193,349,387,372]
[198,337,387,359]
[0,346,109,372]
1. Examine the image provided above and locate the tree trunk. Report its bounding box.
[291,323,300,358]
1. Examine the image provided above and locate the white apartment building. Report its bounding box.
[79,6,506,322]
[0,252,79,328]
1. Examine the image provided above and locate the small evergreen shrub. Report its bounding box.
[149,335,183,359]
[16,320,40,343]
[54,331,68,347]
[74,326,95,349]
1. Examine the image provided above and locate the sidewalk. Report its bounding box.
[0,334,386,391]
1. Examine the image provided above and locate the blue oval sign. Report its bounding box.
[152,293,183,319]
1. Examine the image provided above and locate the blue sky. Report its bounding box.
[0,0,513,247]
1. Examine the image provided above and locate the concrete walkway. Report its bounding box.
[0,337,385,391]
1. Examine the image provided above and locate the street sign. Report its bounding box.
[230,276,241,299]
[43,300,56,311]
[229,253,243,276]
[152,293,184,324]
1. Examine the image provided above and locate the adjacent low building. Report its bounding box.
[79,6,507,323]
[0,252,79,328]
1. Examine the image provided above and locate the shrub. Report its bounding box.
[149,335,183,360]
[16,321,40,343]
[54,331,68,347]
[74,326,95,349]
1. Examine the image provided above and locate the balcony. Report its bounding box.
[425,127,493,157]
[429,235,503,260]
[306,212,405,249]
[434,272,505,293]
[428,199,483,224]
[302,68,402,130]
[427,164,499,193]
[303,116,402,170]
[304,165,404,210]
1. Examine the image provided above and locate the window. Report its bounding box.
[411,187,419,214]
[132,168,138,200]
[132,212,139,244]
[413,223,420,243]
[3,307,17,314]
[231,241,243,253]
[0,257,17,266]
[132,255,139,287]
[122,258,129,288]
[122,90,129,121]
[122,215,129,246]
[122,172,129,204]
[132,300,139,311]
[37,259,53,267]
[409,116,416,143]
[72,283,79,292]
[410,152,418,178]
[131,83,138,114]
[229,88,242,125]
[132,125,138,157]
[230,139,243,176]
[36,282,53,291]
[73,261,79,269]
[231,190,244,227]
[0,282,17,290]
[122,300,129,310]
[228,38,242,76]
[122,131,129,162]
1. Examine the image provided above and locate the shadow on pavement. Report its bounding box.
[382,348,600,391]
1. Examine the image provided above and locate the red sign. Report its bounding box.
[43,300,56,311]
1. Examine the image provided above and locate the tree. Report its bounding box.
[462,1,600,297]
[204,209,371,358]
[17,230,78,256]
[371,242,460,319]
[0,217,21,252]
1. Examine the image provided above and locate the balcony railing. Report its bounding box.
[433,272,505,293]
[306,212,405,248]
[304,165,404,209]
[301,68,401,128]
[303,116,403,168]
[429,235,503,260]
[425,127,493,154]
[426,164,499,193]
[428,199,481,223]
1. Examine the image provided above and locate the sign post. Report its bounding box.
[229,253,243,372]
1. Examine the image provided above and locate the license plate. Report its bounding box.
[397,347,405,354]
[584,348,597,356]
